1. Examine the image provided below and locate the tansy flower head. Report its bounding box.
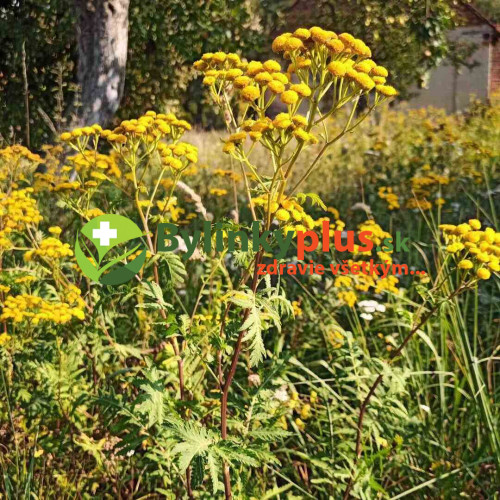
[246,61,264,76]
[254,71,273,85]
[223,142,236,154]
[234,76,252,89]
[372,76,386,84]
[240,86,261,102]
[284,36,303,51]
[338,32,355,46]
[272,33,292,53]
[353,73,375,91]
[289,83,312,97]
[310,26,331,44]
[477,268,491,280]
[292,115,308,127]
[272,73,289,84]
[327,61,347,77]
[263,60,281,72]
[228,132,246,143]
[293,28,311,41]
[354,61,375,74]
[226,68,243,80]
[469,219,481,230]
[203,76,216,86]
[376,85,398,97]
[351,39,371,57]
[371,65,389,77]
[326,39,344,54]
[268,80,285,94]
[281,90,299,105]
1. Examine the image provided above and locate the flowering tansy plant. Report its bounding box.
[194,27,397,229]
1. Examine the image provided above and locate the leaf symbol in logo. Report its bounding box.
[75,214,147,286]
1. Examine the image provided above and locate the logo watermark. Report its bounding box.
[75,215,147,285]
[74,217,423,285]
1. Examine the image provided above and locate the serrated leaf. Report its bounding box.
[296,192,327,210]
[135,302,164,310]
[190,455,206,490]
[163,253,187,287]
[227,290,255,309]
[241,306,265,367]
[112,343,143,359]
[207,452,220,494]
[172,423,214,472]
[135,382,166,428]
[248,428,291,441]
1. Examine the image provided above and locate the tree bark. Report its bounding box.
[74,0,130,126]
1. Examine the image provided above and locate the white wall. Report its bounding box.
[406,25,492,113]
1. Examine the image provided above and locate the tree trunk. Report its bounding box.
[74,0,130,126]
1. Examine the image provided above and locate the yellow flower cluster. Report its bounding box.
[284,390,318,432]
[157,141,198,172]
[407,170,450,210]
[30,145,80,194]
[440,220,500,280]
[374,275,399,294]
[68,152,121,180]
[271,28,397,96]
[108,112,190,144]
[60,124,104,142]
[1,291,85,325]
[291,300,302,317]
[60,111,191,147]
[210,188,228,197]
[378,186,400,210]
[24,237,73,262]
[196,28,397,166]
[195,52,311,107]
[34,166,80,193]
[406,198,433,211]
[337,289,357,307]
[330,219,399,304]
[196,31,397,108]
[0,145,42,184]
[0,332,11,345]
[84,208,105,220]
[156,196,185,222]
[251,193,318,232]
[0,144,42,164]
[412,172,450,190]
[223,114,318,154]
[194,52,251,88]
[327,329,345,349]
[213,168,241,182]
[0,189,43,248]
[15,275,37,284]
[358,219,392,247]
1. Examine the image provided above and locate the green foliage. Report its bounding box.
[124,0,262,123]
[0,0,262,147]
[260,0,462,96]
[0,0,76,146]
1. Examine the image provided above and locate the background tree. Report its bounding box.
[74,0,131,126]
